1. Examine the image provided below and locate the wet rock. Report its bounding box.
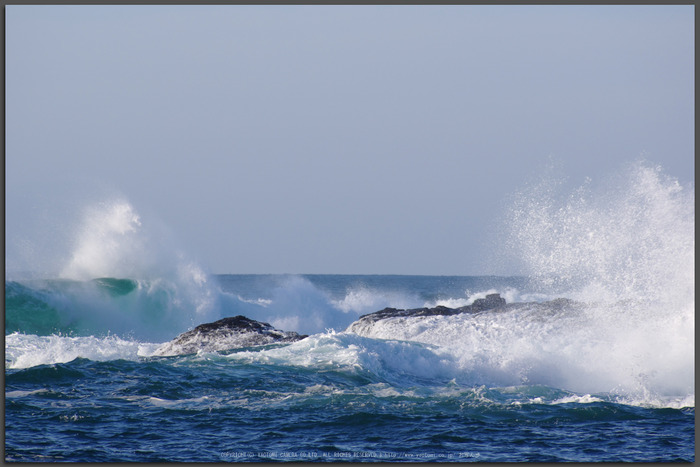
[154,315,307,356]
[346,293,508,334]
[345,294,584,335]
[465,293,507,312]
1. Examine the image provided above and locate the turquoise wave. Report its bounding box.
[90,277,139,296]
[6,279,137,336]
[5,281,69,336]
[4,277,200,340]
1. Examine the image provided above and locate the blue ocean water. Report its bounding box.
[5,274,695,462]
[5,163,695,462]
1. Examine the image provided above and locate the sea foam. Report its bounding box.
[5,332,157,370]
[346,162,694,403]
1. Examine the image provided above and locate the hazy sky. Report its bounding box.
[5,5,694,276]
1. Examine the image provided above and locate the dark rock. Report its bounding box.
[358,305,460,322]
[346,294,585,335]
[465,293,507,312]
[349,293,509,333]
[154,315,308,356]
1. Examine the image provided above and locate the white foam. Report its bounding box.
[5,389,50,398]
[347,299,694,404]
[500,162,694,404]
[5,332,158,369]
[550,394,604,404]
[225,331,459,384]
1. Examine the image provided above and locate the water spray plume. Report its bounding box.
[60,200,147,280]
[508,161,694,306]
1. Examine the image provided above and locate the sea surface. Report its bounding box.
[5,274,694,462]
[5,163,694,462]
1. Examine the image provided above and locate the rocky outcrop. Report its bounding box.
[345,294,583,335]
[346,293,511,334]
[468,293,508,311]
[352,293,507,323]
[154,315,308,356]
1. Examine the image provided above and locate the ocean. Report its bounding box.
[5,163,695,462]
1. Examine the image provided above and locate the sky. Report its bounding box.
[5,5,695,276]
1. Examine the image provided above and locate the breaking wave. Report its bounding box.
[5,162,694,409]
